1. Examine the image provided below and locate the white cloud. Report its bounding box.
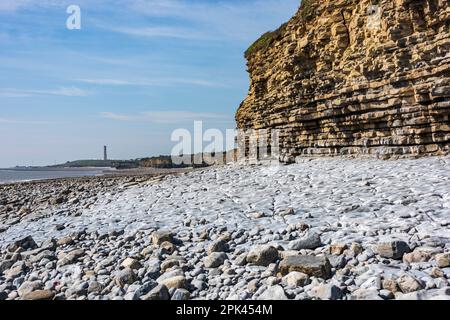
[108,26,207,40]
[0,87,91,97]
[100,111,233,124]
[100,112,132,121]
[0,117,53,124]
[76,77,222,88]
[125,0,299,41]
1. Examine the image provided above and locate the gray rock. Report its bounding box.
[351,288,382,300]
[397,274,423,293]
[204,252,227,268]
[141,284,170,300]
[247,245,279,267]
[171,289,190,300]
[8,236,38,252]
[114,268,137,288]
[309,284,343,300]
[18,281,42,297]
[279,255,332,279]
[207,240,229,254]
[152,230,174,246]
[288,233,322,251]
[258,285,288,300]
[282,272,309,287]
[376,241,411,260]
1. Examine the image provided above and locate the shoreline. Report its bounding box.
[0,167,195,187]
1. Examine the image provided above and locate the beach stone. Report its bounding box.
[258,285,288,300]
[282,272,309,287]
[397,288,450,300]
[8,236,37,252]
[351,288,382,300]
[171,289,190,300]
[18,281,42,297]
[382,279,400,293]
[160,241,176,255]
[403,250,431,264]
[0,260,14,273]
[141,285,170,301]
[376,241,410,260]
[207,239,229,254]
[350,243,364,256]
[435,253,450,268]
[22,290,55,301]
[398,274,423,293]
[288,233,322,251]
[57,236,74,246]
[247,245,279,267]
[158,276,186,290]
[204,252,227,268]
[152,230,174,246]
[115,268,137,288]
[58,249,85,266]
[330,244,348,255]
[88,281,103,294]
[278,208,295,217]
[279,255,332,279]
[121,258,142,270]
[309,284,343,300]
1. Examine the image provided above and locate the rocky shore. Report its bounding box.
[0,156,449,300]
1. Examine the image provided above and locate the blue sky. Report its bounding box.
[0,0,299,167]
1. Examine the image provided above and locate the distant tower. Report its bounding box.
[104,146,108,161]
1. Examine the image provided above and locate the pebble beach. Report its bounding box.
[0,156,449,300]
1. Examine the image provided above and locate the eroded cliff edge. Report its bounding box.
[236,0,450,160]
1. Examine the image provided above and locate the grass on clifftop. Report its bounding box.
[244,22,288,60]
[244,0,319,59]
[300,0,318,21]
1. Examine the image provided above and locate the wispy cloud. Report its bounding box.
[107,26,207,40]
[100,111,233,124]
[0,87,91,97]
[0,117,53,125]
[76,77,222,88]
[124,0,299,41]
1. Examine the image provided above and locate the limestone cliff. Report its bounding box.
[236,0,450,160]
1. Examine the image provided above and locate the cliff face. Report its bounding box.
[236,0,450,160]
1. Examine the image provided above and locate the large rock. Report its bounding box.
[207,239,229,255]
[121,258,142,270]
[152,230,174,246]
[204,252,227,268]
[141,285,170,301]
[18,281,42,297]
[435,253,450,268]
[247,245,279,267]
[158,276,186,290]
[8,236,37,252]
[279,255,332,279]
[376,241,410,260]
[309,284,343,300]
[115,268,137,288]
[258,285,288,300]
[22,290,55,301]
[288,233,322,251]
[397,274,423,293]
[282,272,309,287]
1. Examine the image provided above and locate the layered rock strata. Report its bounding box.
[236,0,450,160]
